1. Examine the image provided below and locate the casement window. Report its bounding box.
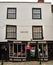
[7,8,16,19]
[32,26,43,40]
[32,8,41,19]
[6,25,17,39]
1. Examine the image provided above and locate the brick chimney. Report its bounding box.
[38,0,44,3]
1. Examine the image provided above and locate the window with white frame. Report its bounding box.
[7,8,16,19]
[6,25,16,39]
[32,8,41,19]
[32,26,43,40]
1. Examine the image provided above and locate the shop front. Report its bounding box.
[37,41,48,61]
[30,41,48,61]
[9,41,26,61]
[8,41,48,62]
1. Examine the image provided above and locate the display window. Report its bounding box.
[9,43,26,58]
[38,43,48,58]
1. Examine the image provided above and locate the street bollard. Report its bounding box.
[1,54,4,65]
[40,53,42,65]
[1,60,3,65]
[40,55,41,65]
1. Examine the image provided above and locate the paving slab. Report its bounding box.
[0,61,53,65]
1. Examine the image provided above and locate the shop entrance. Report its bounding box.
[30,43,38,61]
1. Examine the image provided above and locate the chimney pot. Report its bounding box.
[38,0,44,3]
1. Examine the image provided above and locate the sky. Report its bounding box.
[0,0,53,4]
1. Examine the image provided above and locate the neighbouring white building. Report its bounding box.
[0,0,53,62]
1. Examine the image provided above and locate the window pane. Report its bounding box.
[7,33,10,38]
[33,9,40,13]
[18,44,21,57]
[43,44,48,57]
[38,44,43,58]
[21,44,26,57]
[9,44,13,56]
[14,44,17,57]
[8,14,16,19]
[33,14,40,19]
[8,8,16,13]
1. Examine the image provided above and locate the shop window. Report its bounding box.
[43,44,48,57]
[9,44,13,57]
[18,44,26,57]
[9,43,26,58]
[38,43,48,59]
[14,44,17,57]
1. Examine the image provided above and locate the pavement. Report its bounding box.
[0,61,53,65]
